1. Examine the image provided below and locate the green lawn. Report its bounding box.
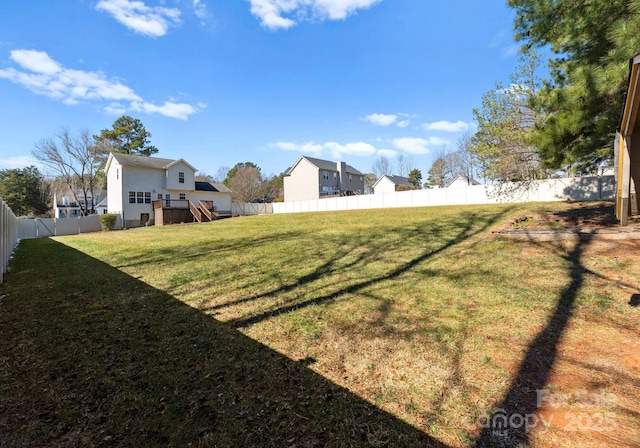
[1,202,638,447]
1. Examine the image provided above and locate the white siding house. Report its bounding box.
[372,175,416,194]
[446,175,480,189]
[53,189,108,218]
[105,152,232,227]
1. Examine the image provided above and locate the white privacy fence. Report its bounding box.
[273,176,616,214]
[18,214,123,240]
[0,198,19,284]
[232,203,273,215]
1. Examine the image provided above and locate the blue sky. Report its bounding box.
[0,0,522,179]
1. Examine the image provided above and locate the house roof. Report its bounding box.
[371,175,413,189]
[106,152,197,172]
[286,156,363,175]
[53,187,107,203]
[195,181,231,193]
[446,175,480,187]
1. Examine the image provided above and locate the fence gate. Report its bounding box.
[37,218,55,237]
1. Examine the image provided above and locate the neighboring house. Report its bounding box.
[105,152,232,227]
[283,156,365,201]
[372,175,416,194]
[446,175,481,189]
[53,188,108,218]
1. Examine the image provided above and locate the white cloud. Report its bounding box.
[104,102,128,115]
[270,140,376,158]
[193,0,209,20]
[96,0,181,37]
[396,120,410,128]
[0,155,42,170]
[249,0,382,30]
[325,141,376,158]
[270,141,324,155]
[364,113,397,126]
[427,136,451,146]
[131,100,200,121]
[422,120,471,133]
[0,49,201,120]
[377,149,397,158]
[391,137,441,155]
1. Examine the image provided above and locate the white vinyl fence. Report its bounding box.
[0,198,19,284]
[18,214,123,240]
[274,175,616,214]
[232,202,273,215]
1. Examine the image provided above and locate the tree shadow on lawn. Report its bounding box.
[472,234,593,447]
[226,209,512,330]
[0,238,448,447]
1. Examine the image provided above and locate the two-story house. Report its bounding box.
[283,156,365,202]
[53,188,108,218]
[105,152,232,227]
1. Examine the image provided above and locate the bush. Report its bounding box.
[99,213,117,231]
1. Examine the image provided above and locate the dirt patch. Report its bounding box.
[506,202,622,231]
[508,220,640,447]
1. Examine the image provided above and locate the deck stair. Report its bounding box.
[188,200,203,222]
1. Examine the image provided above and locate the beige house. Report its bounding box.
[283,156,365,201]
[372,175,416,194]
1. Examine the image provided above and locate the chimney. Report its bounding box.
[337,161,347,190]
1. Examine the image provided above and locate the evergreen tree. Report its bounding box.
[407,168,422,188]
[508,0,639,172]
[94,116,158,156]
[0,166,50,216]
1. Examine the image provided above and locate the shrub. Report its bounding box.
[99,213,117,231]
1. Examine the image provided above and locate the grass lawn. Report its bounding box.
[1,201,638,447]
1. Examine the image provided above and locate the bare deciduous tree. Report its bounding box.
[33,129,104,216]
[229,166,263,202]
[213,166,229,183]
[396,152,414,177]
[372,156,392,179]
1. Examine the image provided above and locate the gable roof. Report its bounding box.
[446,174,480,187]
[195,181,231,193]
[372,175,413,189]
[286,156,363,175]
[106,152,197,172]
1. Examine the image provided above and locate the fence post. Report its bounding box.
[0,198,19,284]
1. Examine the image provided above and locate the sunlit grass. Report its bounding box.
[1,201,637,447]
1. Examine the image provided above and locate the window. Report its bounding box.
[157,193,163,200]
[116,168,119,180]
[129,191,135,204]
[165,194,171,207]
[179,193,186,200]
[322,171,329,180]
[145,192,151,204]
[349,175,353,182]
[179,172,185,184]
[333,172,337,179]
[361,176,364,183]
[137,192,144,204]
